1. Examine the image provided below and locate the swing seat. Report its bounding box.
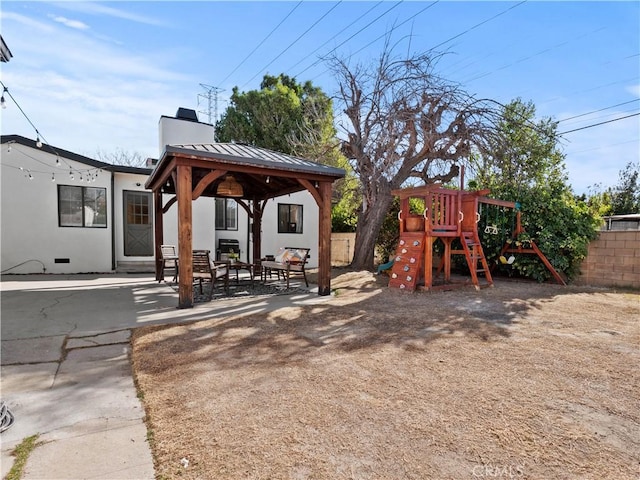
[499,255,515,265]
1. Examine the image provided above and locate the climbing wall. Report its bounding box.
[388,233,426,291]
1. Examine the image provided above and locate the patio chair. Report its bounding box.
[159,245,179,283]
[192,250,229,300]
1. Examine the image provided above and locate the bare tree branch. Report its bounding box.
[327,41,501,268]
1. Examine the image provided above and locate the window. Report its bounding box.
[215,198,237,230]
[278,203,303,233]
[58,185,107,227]
[126,192,150,225]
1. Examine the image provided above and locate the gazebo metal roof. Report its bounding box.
[145,143,345,201]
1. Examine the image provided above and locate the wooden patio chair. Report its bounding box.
[192,250,230,300]
[159,245,179,283]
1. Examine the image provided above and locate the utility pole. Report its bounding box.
[197,83,224,124]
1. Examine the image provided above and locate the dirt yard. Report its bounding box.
[132,270,639,480]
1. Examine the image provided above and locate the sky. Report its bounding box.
[1,0,638,195]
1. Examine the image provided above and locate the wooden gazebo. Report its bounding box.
[145,143,345,308]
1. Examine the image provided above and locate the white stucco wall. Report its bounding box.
[1,142,113,274]
[159,194,218,254]
[260,191,319,268]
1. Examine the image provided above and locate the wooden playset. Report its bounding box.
[388,171,565,291]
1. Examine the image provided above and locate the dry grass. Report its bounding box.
[132,270,640,479]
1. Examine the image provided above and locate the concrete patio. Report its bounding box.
[1,273,327,479]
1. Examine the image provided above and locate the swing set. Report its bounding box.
[387,167,566,291]
[477,198,565,284]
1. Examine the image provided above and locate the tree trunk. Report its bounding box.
[351,191,394,270]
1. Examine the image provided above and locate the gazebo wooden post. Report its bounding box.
[251,201,263,266]
[177,164,194,308]
[317,181,333,296]
[153,189,164,281]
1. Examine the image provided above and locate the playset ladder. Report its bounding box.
[388,233,426,292]
[458,231,493,290]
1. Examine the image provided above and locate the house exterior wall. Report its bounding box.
[2,108,325,274]
[1,143,113,274]
[260,191,319,268]
[159,194,218,254]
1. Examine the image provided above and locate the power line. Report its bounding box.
[293,1,404,79]
[285,1,385,75]
[464,26,605,85]
[241,1,344,89]
[559,106,640,128]
[565,138,639,155]
[349,1,440,58]
[558,112,640,135]
[557,99,639,122]
[219,1,303,87]
[428,1,526,53]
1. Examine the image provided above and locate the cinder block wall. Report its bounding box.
[576,231,640,289]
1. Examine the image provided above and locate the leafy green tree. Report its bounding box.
[469,99,600,282]
[610,161,640,214]
[216,74,332,155]
[580,183,613,217]
[215,73,356,226]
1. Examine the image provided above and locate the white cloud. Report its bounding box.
[51,1,167,27]
[48,14,89,30]
[0,11,55,33]
[626,84,640,98]
[1,8,195,159]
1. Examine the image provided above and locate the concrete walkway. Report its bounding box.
[1,273,327,479]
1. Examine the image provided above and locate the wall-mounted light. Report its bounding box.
[266,176,270,184]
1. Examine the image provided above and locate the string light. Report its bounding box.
[0,80,115,183]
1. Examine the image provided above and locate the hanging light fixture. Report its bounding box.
[216,174,243,197]
[1,87,7,109]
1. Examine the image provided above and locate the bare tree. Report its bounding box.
[95,148,146,168]
[327,42,500,269]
